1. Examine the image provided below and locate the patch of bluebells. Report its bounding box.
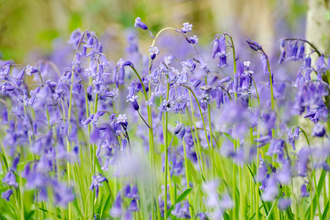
[1,16,330,220]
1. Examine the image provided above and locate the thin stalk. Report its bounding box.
[266,59,275,138]
[186,105,205,178]
[182,85,217,177]
[204,76,215,178]
[164,76,173,219]
[179,114,193,218]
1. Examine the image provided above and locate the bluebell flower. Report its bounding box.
[301,184,310,197]
[25,65,38,76]
[1,189,13,201]
[278,198,291,210]
[286,41,298,61]
[261,54,269,75]
[134,17,148,30]
[278,49,286,64]
[89,174,108,199]
[262,175,278,201]
[123,211,132,220]
[2,171,18,188]
[219,194,233,210]
[212,35,229,68]
[53,182,75,207]
[246,37,263,51]
[81,114,94,126]
[312,123,326,137]
[287,126,300,150]
[177,127,186,140]
[316,55,327,74]
[297,148,312,177]
[111,192,122,217]
[67,28,82,48]
[126,95,140,111]
[126,33,139,53]
[149,46,160,60]
[196,212,207,220]
[181,22,193,33]
[186,35,198,45]
[297,43,305,60]
[1,107,8,124]
[267,139,285,162]
[276,159,291,185]
[128,199,139,212]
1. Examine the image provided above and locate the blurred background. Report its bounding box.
[0,0,307,63]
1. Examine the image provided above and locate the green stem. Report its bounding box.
[179,114,193,216]
[182,85,217,178]
[205,76,215,179]
[266,59,275,138]
[131,62,158,219]
[186,105,205,178]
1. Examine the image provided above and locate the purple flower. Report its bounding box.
[254,135,272,147]
[262,175,278,201]
[67,29,82,48]
[278,198,291,210]
[1,189,13,201]
[276,159,291,185]
[261,54,269,75]
[171,201,191,219]
[174,121,184,135]
[287,41,298,61]
[177,127,186,140]
[134,17,148,30]
[312,123,326,137]
[187,35,198,45]
[2,171,18,188]
[297,148,312,177]
[128,199,139,212]
[316,55,327,74]
[89,174,108,198]
[126,95,140,111]
[246,37,263,51]
[287,126,300,150]
[111,192,122,217]
[181,22,193,33]
[301,184,310,197]
[196,212,207,220]
[25,65,38,76]
[149,46,160,60]
[53,182,75,207]
[278,49,286,64]
[212,35,229,68]
[297,43,305,60]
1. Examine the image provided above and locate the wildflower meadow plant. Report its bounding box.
[1,17,330,220]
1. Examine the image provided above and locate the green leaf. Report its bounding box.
[246,165,269,216]
[24,210,35,219]
[322,201,329,219]
[165,188,192,218]
[305,169,326,219]
[223,132,234,144]
[0,213,8,220]
[299,127,310,147]
[100,194,112,219]
[72,199,84,219]
[1,154,9,170]
[38,207,61,219]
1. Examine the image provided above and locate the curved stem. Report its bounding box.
[282,38,322,57]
